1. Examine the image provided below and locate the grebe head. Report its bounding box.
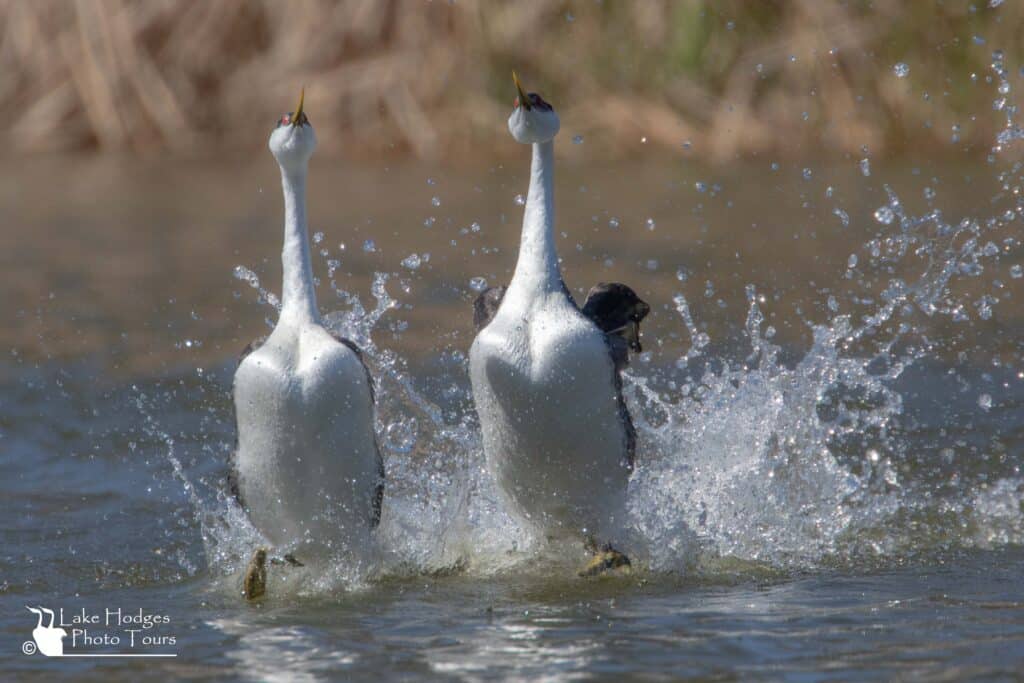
[508,72,560,144]
[269,88,316,171]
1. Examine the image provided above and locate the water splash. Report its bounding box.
[161,50,1024,593]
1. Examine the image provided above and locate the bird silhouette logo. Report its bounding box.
[24,606,67,656]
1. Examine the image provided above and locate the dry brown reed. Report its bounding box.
[0,0,1021,162]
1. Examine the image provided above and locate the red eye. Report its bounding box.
[280,115,290,125]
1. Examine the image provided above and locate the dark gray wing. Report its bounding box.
[328,332,384,528]
[473,286,507,330]
[581,283,651,470]
[229,336,266,507]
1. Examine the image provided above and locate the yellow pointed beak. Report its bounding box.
[512,71,531,111]
[292,87,305,126]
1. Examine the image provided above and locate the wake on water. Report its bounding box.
[143,50,1024,595]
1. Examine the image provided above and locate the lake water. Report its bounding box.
[2,151,1024,680]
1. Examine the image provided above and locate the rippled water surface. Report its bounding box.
[3,142,1024,679]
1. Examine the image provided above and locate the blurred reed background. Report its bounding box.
[1,0,1021,163]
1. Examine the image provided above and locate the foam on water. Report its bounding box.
[144,49,1024,595]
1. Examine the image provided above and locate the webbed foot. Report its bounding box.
[578,543,632,577]
[243,547,268,600]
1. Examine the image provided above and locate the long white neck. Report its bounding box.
[278,165,319,325]
[508,140,561,299]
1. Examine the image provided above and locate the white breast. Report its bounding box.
[469,292,631,541]
[233,322,380,556]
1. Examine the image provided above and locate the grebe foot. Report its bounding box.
[243,547,268,600]
[578,543,631,577]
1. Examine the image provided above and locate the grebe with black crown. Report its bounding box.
[469,74,650,576]
[230,90,384,599]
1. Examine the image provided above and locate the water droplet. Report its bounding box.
[695,181,707,193]
[859,158,871,176]
[646,259,659,271]
[990,0,1004,7]
[401,253,422,270]
[645,218,656,230]
[470,221,481,233]
[431,196,441,207]
[726,20,735,30]
[423,217,436,228]
[469,276,488,292]
[608,217,620,229]
[1011,264,1023,278]
[384,418,418,453]
[572,135,584,144]
[362,239,377,253]
[977,296,994,319]
[833,207,850,226]
[770,162,780,172]
[973,35,986,46]
[847,253,859,268]
[233,265,260,288]
[893,62,910,78]
[676,267,689,282]
[802,168,813,180]
[313,231,324,243]
[682,140,692,150]
[923,187,936,201]
[514,194,525,206]
[874,206,895,225]
[426,177,436,185]
[978,393,993,410]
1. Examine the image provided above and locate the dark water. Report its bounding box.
[2,150,1024,680]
